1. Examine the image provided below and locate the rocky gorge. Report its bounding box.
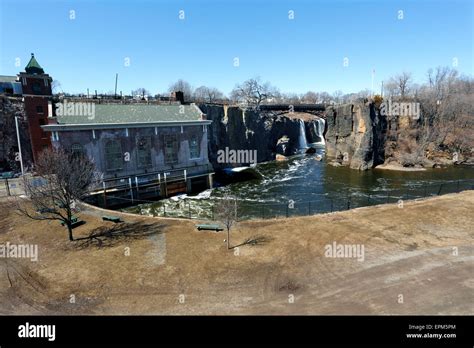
[200,102,474,171]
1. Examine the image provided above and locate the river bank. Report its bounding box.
[0,190,473,315]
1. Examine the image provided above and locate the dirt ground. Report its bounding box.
[0,191,473,315]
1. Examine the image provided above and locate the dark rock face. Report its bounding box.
[200,103,387,171]
[199,104,307,169]
[324,103,385,170]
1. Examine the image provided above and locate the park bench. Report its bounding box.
[37,207,58,214]
[60,216,83,228]
[1,171,14,179]
[102,215,123,223]
[195,224,223,232]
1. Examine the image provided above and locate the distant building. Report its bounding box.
[0,75,22,95]
[0,53,51,172]
[42,103,214,205]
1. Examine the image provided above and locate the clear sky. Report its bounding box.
[0,0,472,96]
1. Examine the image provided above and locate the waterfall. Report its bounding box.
[313,118,326,146]
[298,119,308,149]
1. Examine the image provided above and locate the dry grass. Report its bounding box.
[0,191,473,315]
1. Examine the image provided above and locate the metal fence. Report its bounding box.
[138,179,474,220]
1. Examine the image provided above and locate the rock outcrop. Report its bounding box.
[324,103,385,170]
[199,104,318,168]
[199,101,473,172]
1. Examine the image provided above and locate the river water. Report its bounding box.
[123,149,474,220]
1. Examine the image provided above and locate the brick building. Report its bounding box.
[18,53,53,163]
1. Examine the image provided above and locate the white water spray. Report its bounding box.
[298,119,308,149]
[313,118,326,146]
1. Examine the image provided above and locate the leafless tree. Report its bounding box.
[318,91,332,104]
[280,92,301,104]
[16,148,97,241]
[132,88,150,99]
[386,72,412,99]
[193,86,224,103]
[169,79,194,102]
[301,91,319,104]
[51,80,62,94]
[332,90,343,104]
[214,194,239,250]
[230,77,278,108]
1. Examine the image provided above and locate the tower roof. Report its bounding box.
[25,53,44,74]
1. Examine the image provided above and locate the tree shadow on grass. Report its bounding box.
[73,221,168,249]
[233,235,272,248]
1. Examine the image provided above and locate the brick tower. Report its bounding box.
[18,53,53,163]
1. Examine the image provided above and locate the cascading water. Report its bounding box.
[298,119,308,150]
[313,118,326,147]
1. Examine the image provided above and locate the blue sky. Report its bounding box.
[0,0,472,96]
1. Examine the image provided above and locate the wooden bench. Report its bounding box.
[60,216,83,228]
[37,207,57,214]
[196,224,223,232]
[102,215,123,223]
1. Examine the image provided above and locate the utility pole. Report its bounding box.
[114,73,118,98]
[15,116,24,175]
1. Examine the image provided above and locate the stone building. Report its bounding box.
[42,103,214,206]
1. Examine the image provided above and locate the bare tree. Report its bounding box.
[193,86,224,103]
[301,91,319,104]
[318,91,332,104]
[16,148,97,241]
[280,92,301,104]
[230,77,278,108]
[332,90,343,104]
[386,72,412,99]
[132,88,150,100]
[51,80,62,94]
[169,79,193,102]
[214,194,239,250]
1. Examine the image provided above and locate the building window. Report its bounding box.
[32,82,41,93]
[51,131,59,142]
[71,143,84,156]
[36,105,44,114]
[104,139,123,171]
[44,78,49,87]
[189,134,200,159]
[164,134,178,164]
[137,136,152,168]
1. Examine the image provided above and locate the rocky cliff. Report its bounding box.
[200,102,473,171]
[199,104,323,168]
[324,103,386,170]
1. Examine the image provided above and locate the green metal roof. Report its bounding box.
[0,75,18,83]
[55,103,205,125]
[25,53,44,74]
